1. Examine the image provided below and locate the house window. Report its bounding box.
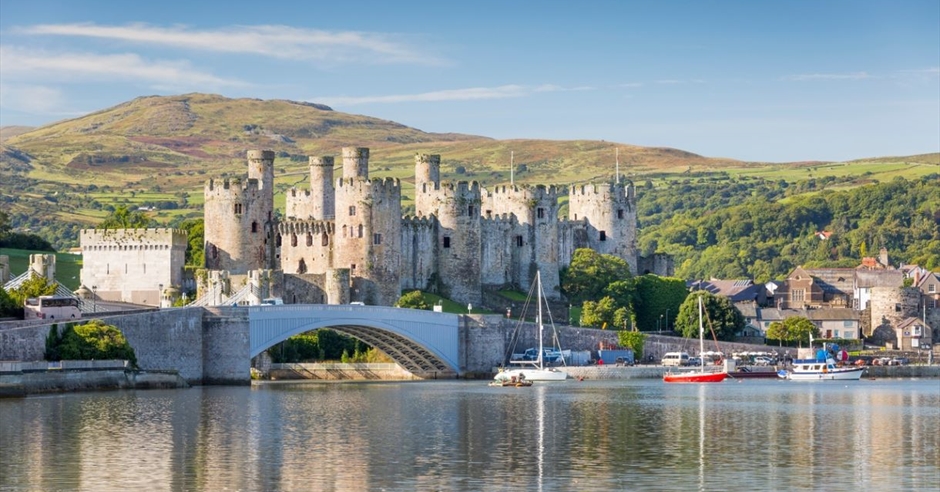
[443,237,451,248]
[358,224,363,238]
[843,321,853,327]
[599,231,607,241]
[537,208,545,219]
[929,283,936,293]
[791,289,805,303]
[234,203,242,214]
[516,235,523,247]
[373,233,382,245]
[349,206,356,216]
[832,330,840,339]
[618,209,624,219]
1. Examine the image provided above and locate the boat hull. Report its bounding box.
[663,371,728,383]
[495,368,568,382]
[777,367,865,381]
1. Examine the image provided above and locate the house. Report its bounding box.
[733,301,763,341]
[895,317,932,351]
[775,266,854,309]
[914,270,940,310]
[804,308,861,340]
[815,231,832,240]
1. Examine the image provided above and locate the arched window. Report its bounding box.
[306,233,313,246]
[298,258,307,274]
[291,234,298,247]
[322,232,329,246]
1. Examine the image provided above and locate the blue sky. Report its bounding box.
[0,0,937,162]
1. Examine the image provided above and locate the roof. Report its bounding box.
[855,270,903,288]
[896,317,928,331]
[734,302,758,318]
[803,308,859,322]
[691,279,763,302]
[799,268,856,295]
[757,308,803,321]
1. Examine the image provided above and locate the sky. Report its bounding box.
[0,0,938,162]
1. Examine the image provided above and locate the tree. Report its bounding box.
[97,205,154,229]
[50,319,137,366]
[395,290,431,310]
[674,291,744,342]
[179,219,204,266]
[0,209,10,238]
[617,331,647,360]
[632,275,688,331]
[766,316,818,346]
[581,296,619,328]
[560,248,632,304]
[7,274,57,309]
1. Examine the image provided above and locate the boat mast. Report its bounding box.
[698,296,705,370]
[537,271,543,369]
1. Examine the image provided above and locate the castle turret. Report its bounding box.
[567,181,637,273]
[333,149,401,305]
[286,156,335,220]
[415,153,441,189]
[204,150,276,273]
[342,147,369,180]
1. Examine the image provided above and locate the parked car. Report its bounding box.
[687,357,702,367]
[754,356,774,366]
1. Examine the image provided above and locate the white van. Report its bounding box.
[662,352,691,366]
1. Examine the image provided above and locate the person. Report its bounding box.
[518,373,525,381]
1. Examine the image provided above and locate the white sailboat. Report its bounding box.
[494,271,568,383]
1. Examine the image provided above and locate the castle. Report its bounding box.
[201,148,658,306]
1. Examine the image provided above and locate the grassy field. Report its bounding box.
[1,248,83,291]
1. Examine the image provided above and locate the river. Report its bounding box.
[1,378,938,491]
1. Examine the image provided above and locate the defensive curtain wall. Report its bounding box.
[1,305,797,384]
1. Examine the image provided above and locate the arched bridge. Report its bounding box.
[249,305,461,377]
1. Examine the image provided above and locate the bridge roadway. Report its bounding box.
[249,304,461,377]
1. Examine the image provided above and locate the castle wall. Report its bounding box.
[401,216,437,292]
[567,182,638,273]
[869,286,921,341]
[80,228,187,306]
[415,181,483,305]
[277,220,334,274]
[480,215,514,288]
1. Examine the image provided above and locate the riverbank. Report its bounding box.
[0,360,189,398]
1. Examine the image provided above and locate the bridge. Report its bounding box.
[248,305,461,377]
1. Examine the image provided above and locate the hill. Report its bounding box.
[0,93,937,252]
[0,126,35,143]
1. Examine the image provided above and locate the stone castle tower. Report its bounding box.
[204,150,275,274]
[204,147,644,307]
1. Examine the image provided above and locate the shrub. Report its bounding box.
[52,319,138,366]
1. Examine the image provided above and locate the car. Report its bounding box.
[687,357,702,367]
[754,356,774,366]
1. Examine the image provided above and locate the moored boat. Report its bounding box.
[777,357,865,381]
[663,296,728,384]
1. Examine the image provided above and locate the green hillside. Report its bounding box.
[1,93,937,253]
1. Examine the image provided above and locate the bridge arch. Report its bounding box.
[248,305,461,377]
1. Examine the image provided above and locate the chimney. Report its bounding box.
[879,247,889,268]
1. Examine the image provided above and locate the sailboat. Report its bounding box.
[663,296,728,383]
[493,271,569,383]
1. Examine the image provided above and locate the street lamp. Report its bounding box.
[158,284,163,308]
[660,314,663,332]
[468,303,473,315]
[92,285,97,313]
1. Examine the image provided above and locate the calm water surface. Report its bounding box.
[1,378,938,491]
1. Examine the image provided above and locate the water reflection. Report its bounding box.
[1,380,938,491]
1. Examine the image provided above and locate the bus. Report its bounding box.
[24,296,82,321]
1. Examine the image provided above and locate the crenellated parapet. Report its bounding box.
[277,219,335,236]
[81,228,188,249]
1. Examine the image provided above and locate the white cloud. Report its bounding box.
[784,72,872,81]
[313,84,595,106]
[19,22,443,65]
[0,83,78,115]
[0,46,246,89]
[315,85,529,105]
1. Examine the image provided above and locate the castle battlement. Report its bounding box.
[481,213,516,225]
[205,177,263,195]
[402,215,437,227]
[277,220,335,236]
[81,228,188,248]
[335,177,401,193]
[485,183,562,198]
